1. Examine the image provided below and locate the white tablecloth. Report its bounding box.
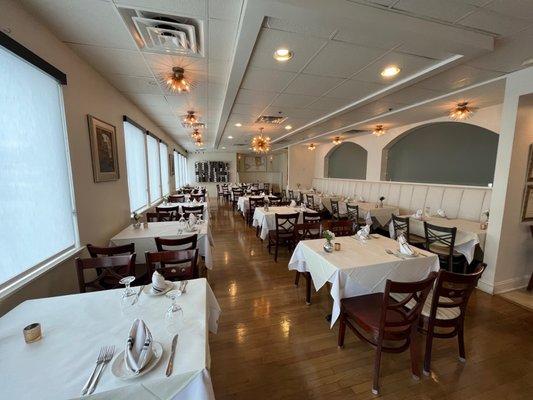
[110,221,214,268]
[236,195,277,213]
[0,278,221,400]
[288,235,440,326]
[252,206,317,240]
[321,197,397,227]
[389,216,485,263]
[157,202,209,220]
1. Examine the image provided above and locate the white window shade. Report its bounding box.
[0,46,77,285]
[160,142,169,195]
[174,151,180,188]
[147,135,161,202]
[124,121,148,212]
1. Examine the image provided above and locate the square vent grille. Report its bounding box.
[255,115,287,125]
[118,8,204,57]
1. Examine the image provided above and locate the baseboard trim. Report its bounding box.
[477,279,494,294]
[493,275,530,294]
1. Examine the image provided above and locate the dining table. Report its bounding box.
[253,206,317,240]
[110,221,214,268]
[237,195,278,214]
[321,196,398,228]
[157,201,209,220]
[389,215,486,263]
[288,234,440,326]
[0,278,221,400]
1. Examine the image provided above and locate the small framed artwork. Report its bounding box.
[527,144,533,182]
[169,153,175,176]
[521,186,533,222]
[87,115,119,182]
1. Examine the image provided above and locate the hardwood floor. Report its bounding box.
[208,203,533,399]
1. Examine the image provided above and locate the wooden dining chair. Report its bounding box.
[155,234,198,251]
[305,194,315,209]
[87,243,135,258]
[268,212,299,262]
[346,204,361,228]
[423,222,467,273]
[247,197,264,227]
[303,211,321,224]
[168,195,185,203]
[294,222,322,305]
[338,272,438,395]
[182,205,204,220]
[182,188,193,194]
[330,199,346,220]
[156,204,179,215]
[232,189,243,211]
[288,189,295,200]
[418,263,485,374]
[191,194,205,202]
[270,197,281,205]
[391,214,425,247]
[146,211,174,222]
[263,183,270,193]
[145,249,199,281]
[75,254,136,293]
[323,220,356,237]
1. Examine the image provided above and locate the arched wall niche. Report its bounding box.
[324,141,368,179]
[382,121,499,186]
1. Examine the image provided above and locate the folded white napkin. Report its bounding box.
[365,211,373,226]
[260,191,265,196]
[125,319,153,374]
[437,209,447,218]
[189,212,197,225]
[290,200,296,207]
[398,234,415,256]
[193,198,199,204]
[151,271,167,293]
[358,195,365,202]
[357,224,371,239]
[412,209,423,219]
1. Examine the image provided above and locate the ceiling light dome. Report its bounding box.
[372,124,386,136]
[380,65,400,78]
[251,127,271,154]
[307,143,316,151]
[449,101,475,120]
[166,67,190,93]
[332,137,342,145]
[191,128,201,139]
[182,111,197,128]
[273,48,293,62]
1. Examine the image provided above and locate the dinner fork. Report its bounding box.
[81,347,106,396]
[87,345,115,395]
[385,249,405,259]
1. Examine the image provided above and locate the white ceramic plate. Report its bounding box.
[111,341,163,380]
[143,281,174,297]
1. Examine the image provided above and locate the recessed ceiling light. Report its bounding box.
[228,136,233,139]
[380,65,401,78]
[273,48,293,62]
[235,123,242,127]
[285,125,292,130]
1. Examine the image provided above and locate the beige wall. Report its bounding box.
[0,0,183,314]
[237,150,288,192]
[287,144,317,189]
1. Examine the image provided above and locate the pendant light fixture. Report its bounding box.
[307,143,316,151]
[251,127,271,154]
[332,137,342,145]
[181,111,197,128]
[449,101,474,120]
[166,67,190,93]
[372,124,386,136]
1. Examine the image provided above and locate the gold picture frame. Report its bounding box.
[521,186,533,222]
[527,144,533,182]
[87,115,119,182]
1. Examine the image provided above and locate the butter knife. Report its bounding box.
[165,334,179,377]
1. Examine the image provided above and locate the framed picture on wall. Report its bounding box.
[87,115,119,182]
[169,153,175,176]
[527,144,533,182]
[521,186,533,222]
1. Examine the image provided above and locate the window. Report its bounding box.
[147,135,161,203]
[160,142,169,196]
[0,42,78,287]
[174,151,180,188]
[124,121,148,212]
[173,150,187,189]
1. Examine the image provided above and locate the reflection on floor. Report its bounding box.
[500,288,533,312]
[208,203,533,399]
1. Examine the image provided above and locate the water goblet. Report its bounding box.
[119,276,137,317]
[165,290,184,336]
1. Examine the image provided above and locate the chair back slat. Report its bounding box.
[391,214,409,238]
[87,243,134,258]
[76,254,136,293]
[168,195,185,203]
[303,211,321,224]
[275,212,299,235]
[145,249,199,281]
[182,205,204,219]
[146,212,175,222]
[323,220,355,237]
[155,234,198,251]
[306,194,315,208]
[295,222,322,241]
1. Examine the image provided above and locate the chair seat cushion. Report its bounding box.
[408,234,425,244]
[428,244,463,258]
[390,290,461,320]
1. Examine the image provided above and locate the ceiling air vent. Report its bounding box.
[255,115,287,125]
[118,8,204,56]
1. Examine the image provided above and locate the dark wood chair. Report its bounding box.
[424,222,467,273]
[270,197,282,205]
[156,205,179,216]
[75,254,136,293]
[87,243,135,258]
[391,214,425,247]
[146,211,174,222]
[305,194,315,209]
[294,222,322,305]
[145,249,199,281]
[529,226,533,291]
[323,219,356,237]
[418,263,485,374]
[268,212,299,262]
[168,195,185,203]
[155,234,198,251]
[338,272,438,395]
[182,188,193,194]
[191,193,205,202]
[232,189,244,211]
[330,199,346,220]
[182,205,204,219]
[303,211,321,224]
[263,183,270,193]
[247,197,264,227]
[288,189,296,200]
[216,184,225,202]
[346,204,361,229]
[251,189,261,196]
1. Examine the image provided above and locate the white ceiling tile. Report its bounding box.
[109,74,161,94]
[416,65,503,91]
[457,8,531,37]
[21,0,136,49]
[208,18,238,61]
[231,103,265,116]
[241,67,297,92]
[128,93,170,108]
[284,73,343,96]
[271,93,319,108]
[305,97,351,112]
[264,106,326,120]
[264,16,337,39]
[484,0,533,22]
[113,0,207,17]
[323,79,386,100]
[304,41,386,78]
[69,44,152,77]
[234,88,277,106]
[209,0,243,20]
[144,53,207,74]
[394,0,477,23]
[248,28,327,73]
[332,26,400,51]
[379,85,444,105]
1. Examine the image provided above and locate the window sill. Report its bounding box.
[0,246,85,301]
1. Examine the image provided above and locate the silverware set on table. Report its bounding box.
[81,345,115,396]
[385,248,427,259]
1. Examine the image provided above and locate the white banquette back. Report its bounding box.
[311,178,491,222]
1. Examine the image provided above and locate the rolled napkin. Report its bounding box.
[437,209,447,218]
[398,234,415,256]
[365,211,373,226]
[189,212,197,225]
[151,270,167,293]
[357,224,371,239]
[290,200,296,207]
[412,209,423,219]
[125,319,153,374]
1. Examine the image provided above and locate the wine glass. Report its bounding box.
[119,276,137,317]
[165,290,184,336]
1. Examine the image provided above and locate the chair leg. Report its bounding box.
[372,345,383,395]
[274,242,279,262]
[305,273,311,305]
[294,271,300,286]
[337,313,346,348]
[458,322,466,362]
[423,323,435,375]
[409,325,421,380]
